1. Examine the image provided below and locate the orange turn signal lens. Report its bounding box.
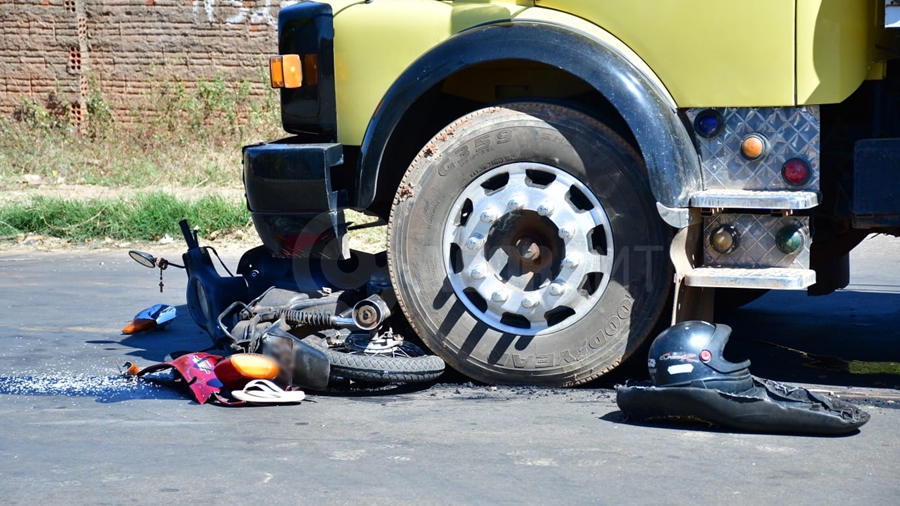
[303,54,318,86]
[282,54,302,88]
[214,354,280,390]
[270,54,302,89]
[269,56,285,88]
[123,318,157,334]
[740,134,767,160]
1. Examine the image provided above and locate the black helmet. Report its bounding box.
[647,321,752,393]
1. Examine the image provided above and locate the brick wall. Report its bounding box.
[0,0,284,129]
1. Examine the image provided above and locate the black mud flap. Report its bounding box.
[616,376,870,435]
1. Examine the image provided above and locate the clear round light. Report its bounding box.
[710,225,739,254]
[782,158,810,185]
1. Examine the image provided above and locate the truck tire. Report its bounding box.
[388,102,672,386]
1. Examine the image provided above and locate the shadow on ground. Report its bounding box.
[718,289,900,390]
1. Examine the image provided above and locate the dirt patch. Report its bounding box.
[1,183,245,204]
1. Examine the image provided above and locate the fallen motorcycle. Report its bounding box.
[128,219,445,389]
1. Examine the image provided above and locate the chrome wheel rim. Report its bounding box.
[442,162,614,335]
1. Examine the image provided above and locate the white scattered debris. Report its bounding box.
[0,373,158,399]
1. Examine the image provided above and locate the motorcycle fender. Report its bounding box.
[261,329,331,391]
[292,338,331,391]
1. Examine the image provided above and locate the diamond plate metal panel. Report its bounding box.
[686,107,820,191]
[703,213,810,269]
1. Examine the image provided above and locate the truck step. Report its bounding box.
[690,190,819,210]
[684,267,816,290]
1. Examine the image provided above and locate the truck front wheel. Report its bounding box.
[387,102,671,386]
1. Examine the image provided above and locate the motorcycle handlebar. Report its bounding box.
[179,219,199,250]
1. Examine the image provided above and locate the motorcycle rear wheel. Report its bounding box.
[323,344,446,384]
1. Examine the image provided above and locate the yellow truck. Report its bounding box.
[241,0,900,386]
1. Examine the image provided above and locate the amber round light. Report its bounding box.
[741,134,767,160]
[782,158,810,185]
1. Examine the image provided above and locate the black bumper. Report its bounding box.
[243,141,348,259]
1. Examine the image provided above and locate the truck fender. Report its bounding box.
[355,21,702,210]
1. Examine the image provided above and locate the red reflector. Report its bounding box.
[700,350,712,362]
[782,158,810,185]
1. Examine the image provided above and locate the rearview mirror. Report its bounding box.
[128,250,158,269]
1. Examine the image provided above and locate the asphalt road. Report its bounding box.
[1,236,898,505]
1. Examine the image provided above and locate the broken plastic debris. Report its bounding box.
[126,353,223,404]
[122,304,176,334]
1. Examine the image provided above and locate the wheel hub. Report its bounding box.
[443,163,615,335]
[515,236,541,263]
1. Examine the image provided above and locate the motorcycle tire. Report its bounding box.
[323,348,446,384]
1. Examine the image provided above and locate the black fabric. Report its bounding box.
[616,376,870,435]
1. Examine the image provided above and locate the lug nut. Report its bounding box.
[465,234,485,250]
[549,282,566,296]
[491,290,508,303]
[562,256,579,269]
[470,267,486,280]
[480,210,497,224]
[521,297,538,308]
[558,226,574,240]
[536,203,554,216]
[507,198,524,211]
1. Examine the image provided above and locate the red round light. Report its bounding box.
[782,158,810,185]
[700,350,712,362]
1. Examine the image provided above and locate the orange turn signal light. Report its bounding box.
[740,134,767,160]
[122,318,157,334]
[270,56,284,88]
[214,353,280,390]
[270,54,303,89]
[304,54,318,86]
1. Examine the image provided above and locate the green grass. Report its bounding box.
[0,193,388,251]
[0,193,250,242]
[848,360,900,375]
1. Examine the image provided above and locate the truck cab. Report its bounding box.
[241,0,900,386]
